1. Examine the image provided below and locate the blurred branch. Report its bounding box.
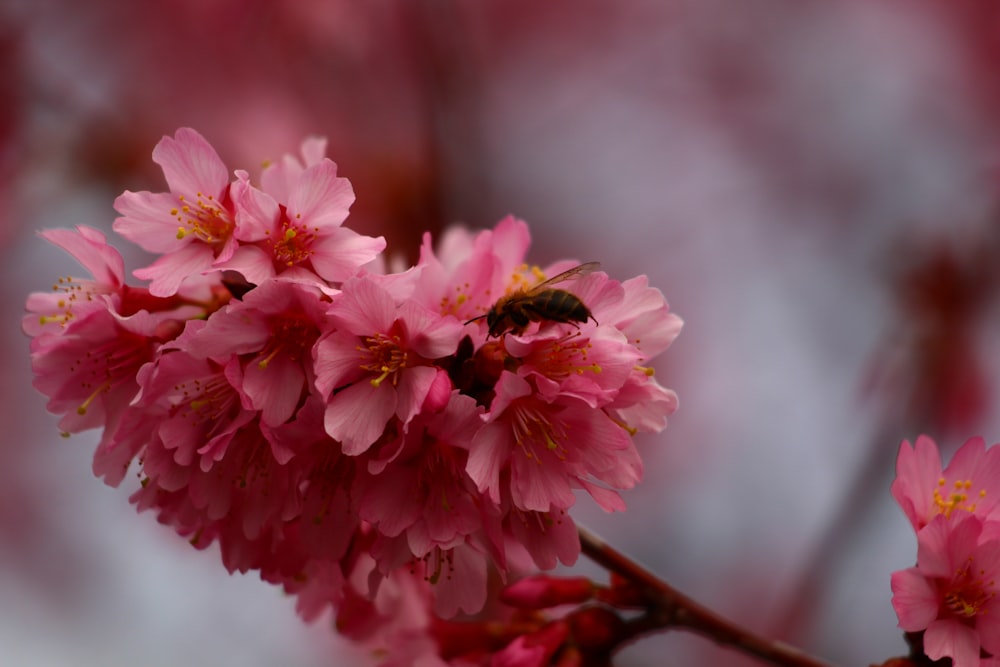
[578,525,838,667]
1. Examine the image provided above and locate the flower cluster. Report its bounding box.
[890,435,1000,667]
[24,128,681,660]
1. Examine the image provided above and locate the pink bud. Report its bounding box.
[501,576,596,609]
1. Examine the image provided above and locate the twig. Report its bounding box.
[578,525,839,667]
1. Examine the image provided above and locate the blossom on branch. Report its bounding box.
[24,128,682,664]
[891,435,1000,667]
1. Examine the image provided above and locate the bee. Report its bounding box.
[466,262,600,338]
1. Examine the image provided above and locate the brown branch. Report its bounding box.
[577,525,839,667]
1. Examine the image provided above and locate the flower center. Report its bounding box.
[257,315,316,369]
[177,373,240,436]
[172,192,233,247]
[944,558,996,618]
[269,215,318,267]
[37,276,104,328]
[529,334,602,380]
[933,477,987,518]
[511,402,568,462]
[72,332,153,416]
[359,332,407,387]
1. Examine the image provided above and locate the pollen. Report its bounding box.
[438,282,473,317]
[41,275,101,328]
[176,374,237,431]
[944,558,996,619]
[269,219,316,267]
[170,192,233,247]
[255,315,317,370]
[358,332,407,387]
[510,401,568,462]
[69,333,153,418]
[529,335,601,381]
[933,476,986,518]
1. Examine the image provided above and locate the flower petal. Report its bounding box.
[152,127,229,200]
[324,380,396,455]
[924,619,980,667]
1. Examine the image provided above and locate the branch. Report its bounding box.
[577,525,839,667]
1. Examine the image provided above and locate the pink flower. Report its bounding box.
[179,278,329,427]
[891,514,1000,667]
[412,215,533,326]
[132,350,256,473]
[24,127,688,665]
[30,306,164,436]
[892,435,1000,532]
[466,371,637,514]
[113,128,238,296]
[358,392,486,553]
[314,275,464,455]
[491,620,570,667]
[23,226,125,337]
[504,508,581,571]
[224,146,385,285]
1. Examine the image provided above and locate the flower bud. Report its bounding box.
[501,576,596,609]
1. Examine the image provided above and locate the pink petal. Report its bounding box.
[39,226,124,288]
[133,242,216,297]
[889,568,938,631]
[298,137,327,166]
[313,331,368,397]
[394,366,439,425]
[231,173,279,242]
[917,514,981,577]
[113,190,190,254]
[244,355,304,426]
[431,545,487,617]
[578,480,627,512]
[977,605,1000,655]
[288,160,355,229]
[324,381,397,455]
[329,277,396,335]
[396,300,464,359]
[891,435,943,530]
[310,227,386,283]
[152,127,229,199]
[218,245,275,285]
[512,451,576,512]
[359,466,420,537]
[509,512,580,570]
[924,619,981,667]
[467,422,511,504]
[489,216,532,269]
[944,436,987,481]
[180,306,271,359]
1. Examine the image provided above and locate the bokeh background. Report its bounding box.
[5,1,1000,665]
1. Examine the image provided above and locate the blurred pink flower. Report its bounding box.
[891,514,1000,667]
[892,435,1000,533]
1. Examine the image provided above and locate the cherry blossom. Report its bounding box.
[891,514,1000,667]
[114,128,238,296]
[24,128,685,665]
[892,435,1000,532]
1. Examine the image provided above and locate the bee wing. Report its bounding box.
[527,261,601,294]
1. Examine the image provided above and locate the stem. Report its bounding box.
[577,525,838,667]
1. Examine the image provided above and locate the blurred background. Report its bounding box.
[4,1,1000,665]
